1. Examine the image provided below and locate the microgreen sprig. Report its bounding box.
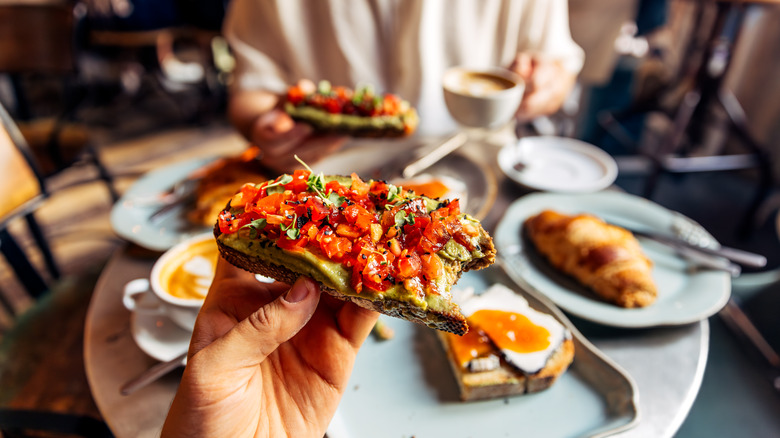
[280,214,300,239]
[240,218,267,239]
[264,174,293,190]
[294,155,334,206]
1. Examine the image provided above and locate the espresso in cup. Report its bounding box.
[156,237,218,301]
[442,66,524,129]
[449,71,517,97]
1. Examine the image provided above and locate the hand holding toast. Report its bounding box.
[228,89,347,173]
[161,258,378,438]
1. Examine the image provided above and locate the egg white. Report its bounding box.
[456,283,568,374]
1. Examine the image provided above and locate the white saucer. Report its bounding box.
[131,311,191,362]
[499,136,618,193]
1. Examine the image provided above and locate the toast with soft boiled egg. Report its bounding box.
[438,283,574,401]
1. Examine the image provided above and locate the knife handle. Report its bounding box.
[710,246,767,268]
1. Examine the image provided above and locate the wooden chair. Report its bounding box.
[0,101,61,314]
[0,101,113,438]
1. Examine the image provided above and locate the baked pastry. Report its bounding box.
[524,209,657,308]
[284,80,419,137]
[215,168,496,335]
[187,147,270,226]
[438,284,574,401]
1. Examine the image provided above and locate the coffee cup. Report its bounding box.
[442,66,525,129]
[123,232,217,331]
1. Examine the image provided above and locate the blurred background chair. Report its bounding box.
[0,101,59,314]
[0,98,113,438]
[0,0,119,202]
[593,0,776,238]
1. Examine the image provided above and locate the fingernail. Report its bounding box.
[284,278,313,303]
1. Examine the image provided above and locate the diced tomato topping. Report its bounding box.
[336,223,362,239]
[395,250,421,280]
[219,167,475,298]
[218,210,251,234]
[349,173,369,198]
[277,236,308,252]
[323,97,342,114]
[317,226,352,261]
[286,85,306,105]
[421,253,444,280]
[286,169,310,192]
[305,197,329,222]
[230,183,260,208]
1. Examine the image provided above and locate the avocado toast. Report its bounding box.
[215,168,495,335]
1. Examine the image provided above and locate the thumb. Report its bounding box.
[205,277,321,368]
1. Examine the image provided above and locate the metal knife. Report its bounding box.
[120,352,187,396]
[401,132,468,179]
[611,223,767,268]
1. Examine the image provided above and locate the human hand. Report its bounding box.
[251,108,347,173]
[509,53,577,122]
[228,87,347,173]
[161,258,379,438]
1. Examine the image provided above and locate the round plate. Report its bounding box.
[329,267,639,438]
[130,312,190,362]
[313,143,497,220]
[499,136,618,193]
[111,157,216,251]
[495,191,731,328]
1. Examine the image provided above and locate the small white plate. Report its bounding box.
[130,311,191,362]
[495,191,731,328]
[499,136,618,193]
[111,157,217,252]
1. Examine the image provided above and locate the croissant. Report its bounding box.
[524,210,657,308]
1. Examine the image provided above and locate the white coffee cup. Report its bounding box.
[442,66,525,129]
[123,232,217,331]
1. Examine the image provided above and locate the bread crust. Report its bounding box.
[215,225,496,335]
[437,332,575,401]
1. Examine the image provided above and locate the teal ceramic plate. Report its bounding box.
[495,191,731,328]
[329,266,639,438]
[110,157,215,252]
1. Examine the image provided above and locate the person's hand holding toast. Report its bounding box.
[161,257,378,438]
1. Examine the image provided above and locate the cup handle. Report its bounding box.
[122,278,165,315]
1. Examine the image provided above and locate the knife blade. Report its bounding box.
[401,132,468,179]
[611,223,767,268]
[120,352,187,396]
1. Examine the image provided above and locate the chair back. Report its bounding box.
[0,103,45,226]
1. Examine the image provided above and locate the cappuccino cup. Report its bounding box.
[123,232,218,331]
[442,66,525,129]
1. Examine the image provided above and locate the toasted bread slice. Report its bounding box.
[438,333,574,401]
[215,171,495,335]
[284,80,419,137]
[436,283,574,401]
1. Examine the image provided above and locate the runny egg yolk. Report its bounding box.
[469,309,551,354]
[447,329,494,368]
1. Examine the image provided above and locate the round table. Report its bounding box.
[84,139,709,438]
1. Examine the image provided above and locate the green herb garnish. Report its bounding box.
[240,218,267,239]
[280,214,300,239]
[264,174,293,190]
[294,155,334,206]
